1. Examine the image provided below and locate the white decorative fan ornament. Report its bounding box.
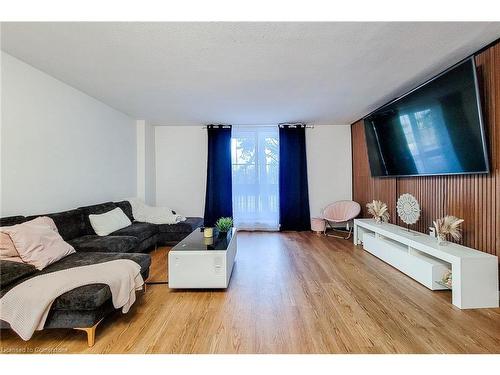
[396,193,420,225]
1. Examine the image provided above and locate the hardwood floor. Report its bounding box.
[1,232,499,354]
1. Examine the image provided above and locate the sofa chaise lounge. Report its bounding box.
[0,252,151,346]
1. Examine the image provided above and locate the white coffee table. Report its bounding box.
[168,228,237,289]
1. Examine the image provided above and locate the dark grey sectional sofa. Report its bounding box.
[23,200,204,253]
[0,200,203,346]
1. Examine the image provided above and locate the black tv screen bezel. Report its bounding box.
[363,57,490,178]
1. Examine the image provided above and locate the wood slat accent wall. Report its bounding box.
[351,41,499,258]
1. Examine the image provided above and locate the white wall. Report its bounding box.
[155,126,207,216]
[1,52,137,216]
[136,120,156,205]
[306,125,352,217]
[154,125,352,219]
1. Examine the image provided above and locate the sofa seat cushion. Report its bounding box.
[42,252,150,311]
[69,235,139,253]
[0,260,37,287]
[38,252,149,275]
[157,217,204,234]
[110,222,158,242]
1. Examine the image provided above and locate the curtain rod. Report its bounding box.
[202,124,314,129]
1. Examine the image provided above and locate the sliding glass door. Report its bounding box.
[231,126,279,230]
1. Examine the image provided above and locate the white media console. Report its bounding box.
[353,219,499,309]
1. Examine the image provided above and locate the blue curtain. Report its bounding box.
[279,124,311,231]
[204,125,233,226]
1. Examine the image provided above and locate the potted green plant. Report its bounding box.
[215,217,233,237]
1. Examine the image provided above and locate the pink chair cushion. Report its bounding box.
[2,217,75,270]
[322,200,361,223]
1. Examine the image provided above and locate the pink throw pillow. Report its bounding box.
[30,216,59,232]
[3,217,75,270]
[0,231,25,263]
[0,231,19,258]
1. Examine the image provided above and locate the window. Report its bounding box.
[231,126,279,230]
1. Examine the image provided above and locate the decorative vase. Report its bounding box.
[437,234,447,246]
[433,216,464,246]
[217,230,228,239]
[441,270,452,288]
[366,200,390,224]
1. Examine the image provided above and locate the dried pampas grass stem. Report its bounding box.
[366,200,390,223]
[433,215,464,242]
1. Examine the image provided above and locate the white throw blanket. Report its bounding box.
[128,198,186,225]
[0,259,144,341]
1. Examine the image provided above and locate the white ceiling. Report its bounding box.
[1,22,499,125]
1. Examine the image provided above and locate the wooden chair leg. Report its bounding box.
[74,319,102,347]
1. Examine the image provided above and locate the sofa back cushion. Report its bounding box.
[3,217,75,270]
[114,201,134,221]
[89,207,132,236]
[0,216,26,227]
[0,260,38,288]
[26,209,86,241]
[79,202,117,235]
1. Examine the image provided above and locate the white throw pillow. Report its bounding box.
[89,208,132,236]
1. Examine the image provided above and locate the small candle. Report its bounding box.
[204,227,213,238]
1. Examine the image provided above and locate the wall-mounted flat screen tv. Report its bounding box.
[364,57,489,177]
